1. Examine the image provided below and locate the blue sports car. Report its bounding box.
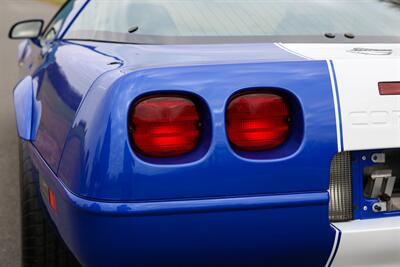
[9,0,400,266]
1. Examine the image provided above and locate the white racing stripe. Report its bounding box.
[278,43,400,266]
[274,43,313,60]
[327,60,343,152]
[278,43,400,60]
[325,225,340,267]
[280,43,400,151]
[331,217,400,267]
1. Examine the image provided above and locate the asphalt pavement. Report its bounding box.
[0,1,57,266]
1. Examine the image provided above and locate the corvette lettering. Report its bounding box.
[349,110,400,127]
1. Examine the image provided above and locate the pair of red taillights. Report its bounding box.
[129,92,290,158]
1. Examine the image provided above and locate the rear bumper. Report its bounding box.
[332,217,400,267]
[29,143,336,267]
[29,143,400,267]
[48,181,335,267]
[31,147,400,267]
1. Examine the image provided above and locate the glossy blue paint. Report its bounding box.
[29,40,305,173]
[29,142,336,267]
[31,41,118,172]
[13,76,33,140]
[58,58,338,202]
[14,5,342,265]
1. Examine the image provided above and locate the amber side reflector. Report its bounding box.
[379,82,400,95]
[48,188,56,211]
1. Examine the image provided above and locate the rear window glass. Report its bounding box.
[65,0,400,44]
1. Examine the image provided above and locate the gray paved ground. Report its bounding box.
[0,1,57,266]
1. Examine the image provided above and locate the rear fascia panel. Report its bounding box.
[59,60,338,201]
[30,143,337,267]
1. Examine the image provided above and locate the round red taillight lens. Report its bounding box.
[130,96,200,157]
[226,93,290,151]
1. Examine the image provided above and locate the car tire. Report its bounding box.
[19,141,81,267]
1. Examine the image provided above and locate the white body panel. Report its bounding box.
[332,217,400,267]
[333,58,400,151]
[280,44,400,151]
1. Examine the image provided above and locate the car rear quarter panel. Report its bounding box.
[24,40,340,267]
[31,41,119,172]
[58,60,338,201]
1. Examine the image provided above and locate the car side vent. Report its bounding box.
[329,152,353,222]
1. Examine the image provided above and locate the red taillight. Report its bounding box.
[379,82,400,95]
[130,96,200,157]
[226,93,290,151]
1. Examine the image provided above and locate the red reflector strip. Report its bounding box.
[379,82,400,95]
[48,188,56,211]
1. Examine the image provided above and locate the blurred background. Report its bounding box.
[0,1,63,266]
